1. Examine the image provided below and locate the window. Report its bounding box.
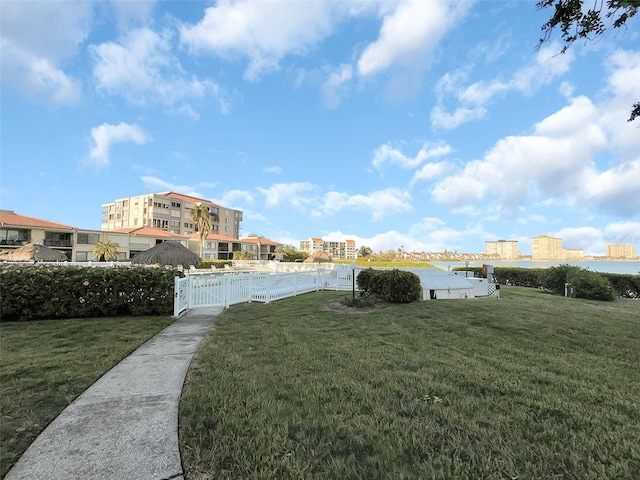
[77,233,100,245]
[76,251,89,261]
[171,201,181,208]
[171,220,180,227]
[225,217,229,224]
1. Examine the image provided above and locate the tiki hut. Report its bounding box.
[131,241,201,266]
[0,243,68,262]
[304,250,332,263]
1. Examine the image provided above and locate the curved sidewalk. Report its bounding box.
[6,309,221,480]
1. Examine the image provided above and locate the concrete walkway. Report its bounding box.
[6,309,221,480]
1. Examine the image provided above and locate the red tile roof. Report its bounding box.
[160,192,221,207]
[112,227,187,238]
[241,237,282,246]
[0,210,75,230]
[189,232,240,242]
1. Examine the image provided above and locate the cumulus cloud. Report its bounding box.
[89,122,151,167]
[430,95,623,214]
[257,182,317,209]
[321,64,353,109]
[0,1,90,105]
[218,189,255,206]
[357,0,470,77]
[320,188,412,221]
[372,142,453,171]
[180,0,340,81]
[431,42,575,129]
[604,222,640,244]
[90,28,225,114]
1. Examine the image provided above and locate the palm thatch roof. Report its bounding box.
[131,241,201,266]
[304,250,332,263]
[0,243,68,262]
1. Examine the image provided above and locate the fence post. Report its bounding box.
[173,276,180,317]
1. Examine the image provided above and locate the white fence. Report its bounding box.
[174,267,357,316]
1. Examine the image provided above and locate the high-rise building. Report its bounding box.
[299,237,357,259]
[607,244,637,259]
[484,240,520,260]
[531,235,563,260]
[101,192,243,239]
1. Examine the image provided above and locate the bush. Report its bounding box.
[542,265,582,295]
[0,265,178,321]
[356,268,421,303]
[566,269,616,302]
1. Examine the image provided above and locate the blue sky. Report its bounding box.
[1,0,639,256]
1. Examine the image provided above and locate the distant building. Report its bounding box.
[563,248,584,260]
[484,240,520,260]
[299,237,356,259]
[531,235,563,260]
[607,244,637,259]
[101,192,243,239]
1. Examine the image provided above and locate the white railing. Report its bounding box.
[174,266,358,316]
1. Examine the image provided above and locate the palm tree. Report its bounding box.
[191,203,218,259]
[93,240,119,262]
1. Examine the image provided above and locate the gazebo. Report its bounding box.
[0,243,68,262]
[304,250,332,263]
[131,241,201,266]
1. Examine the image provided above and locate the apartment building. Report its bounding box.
[101,192,243,239]
[607,244,637,259]
[484,240,520,260]
[531,235,563,260]
[299,237,356,259]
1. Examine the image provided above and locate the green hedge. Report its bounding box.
[1,265,179,321]
[356,268,421,303]
[457,265,639,299]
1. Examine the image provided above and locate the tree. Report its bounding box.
[93,240,119,262]
[358,246,373,258]
[536,0,640,121]
[232,250,253,260]
[191,203,218,259]
[275,244,309,262]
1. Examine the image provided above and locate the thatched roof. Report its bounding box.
[0,243,68,262]
[131,241,201,266]
[304,250,332,263]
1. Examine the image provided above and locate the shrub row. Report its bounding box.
[356,268,422,303]
[458,265,639,300]
[0,265,178,321]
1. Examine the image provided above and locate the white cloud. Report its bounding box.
[320,188,412,221]
[109,0,158,30]
[604,222,640,244]
[257,182,317,209]
[218,189,255,206]
[0,1,91,105]
[89,122,151,167]
[322,218,487,253]
[411,161,455,186]
[263,166,282,174]
[180,0,339,81]
[430,105,487,130]
[91,28,225,113]
[372,142,453,171]
[321,64,353,109]
[431,96,614,213]
[431,42,575,129]
[140,176,204,198]
[357,0,470,77]
[552,226,605,255]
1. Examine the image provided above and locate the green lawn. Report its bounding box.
[0,316,175,478]
[179,287,640,480]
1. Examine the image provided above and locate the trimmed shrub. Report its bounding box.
[356,268,421,303]
[566,269,616,302]
[602,273,640,299]
[1,265,178,321]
